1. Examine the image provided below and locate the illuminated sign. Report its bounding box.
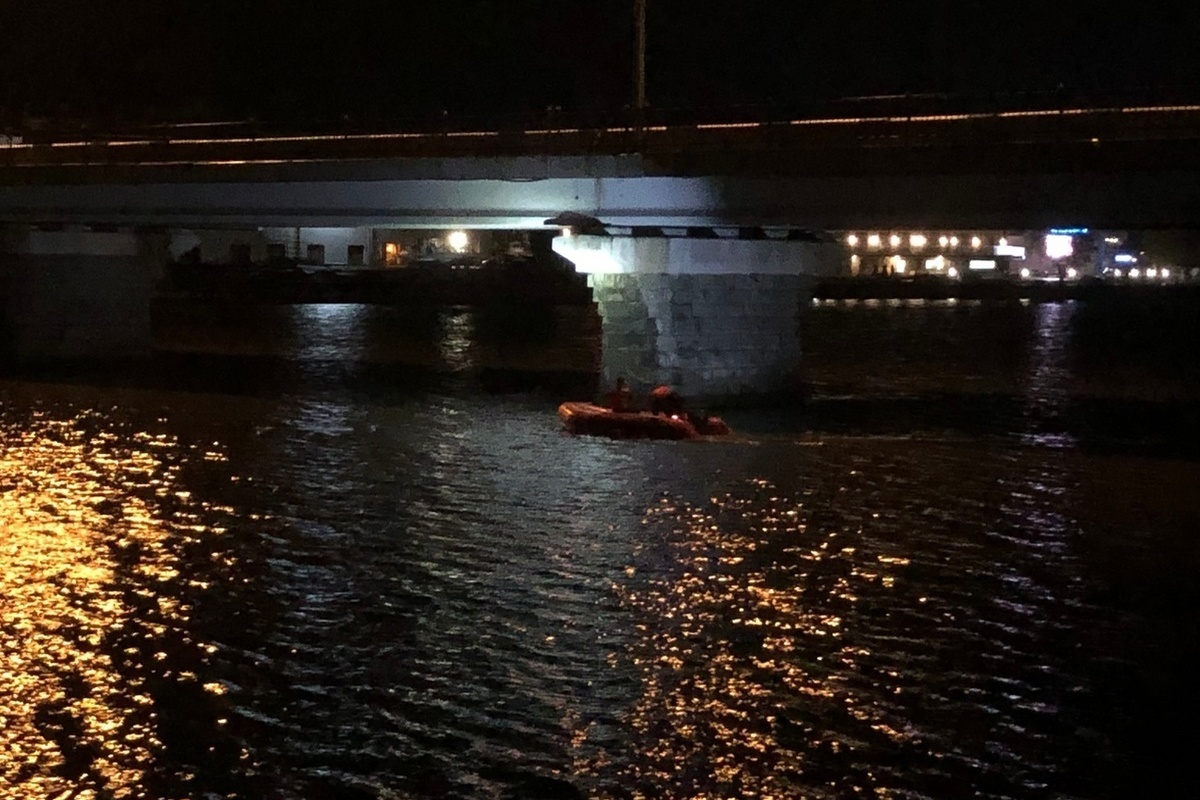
[1049,227,1089,235]
[1045,234,1074,260]
[994,244,1026,259]
[969,259,997,270]
[1114,254,1137,263]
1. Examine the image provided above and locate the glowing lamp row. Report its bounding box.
[847,233,990,250]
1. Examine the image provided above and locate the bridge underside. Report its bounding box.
[3,119,1199,396]
[0,226,841,405]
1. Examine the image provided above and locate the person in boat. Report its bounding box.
[605,376,634,412]
[648,384,730,435]
[648,384,686,417]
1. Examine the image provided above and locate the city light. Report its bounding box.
[867,234,881,249]
[971,236,982,249]
[1114,269,1123,278]
[998,237,1008,247]
[447,230,470,252]
[1162,268,1171,278]
[1148,268,1158,278]
[847,234,859,247]
[1115,254,1137,263]
[1020,267,1031,278]
[969,259,996,270]
[947,266,959,278]
[949,236,959,248]
[1045,234,1074,260]
[889,234,901,247]
[1130,268,1141,278]
[925,255,945,271]
[1066,267,1078,279]
[938,235,949,247]
[910,234,927,249]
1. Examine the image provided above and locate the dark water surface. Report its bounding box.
[2,299,1199,799]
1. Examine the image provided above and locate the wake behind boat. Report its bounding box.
[557,401,731,440]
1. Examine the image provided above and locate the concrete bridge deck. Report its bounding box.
[0,103,1200,230]
[1,104,1199,231]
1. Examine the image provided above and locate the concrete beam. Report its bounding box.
[2,166,1200,230]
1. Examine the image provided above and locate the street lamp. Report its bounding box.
[634,0,647,113]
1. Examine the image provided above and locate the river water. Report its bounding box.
[2,298,1198,799]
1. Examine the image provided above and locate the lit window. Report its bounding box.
[889,234,901,248]
[867,234,882,249]
[971,236,982,249]
[447,230,470,253]
[846,234,859,248]
[910,234,927,249]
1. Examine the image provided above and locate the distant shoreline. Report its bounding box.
[811,276,1200,302]
[157,263,1200,306]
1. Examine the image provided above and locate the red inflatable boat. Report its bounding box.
[557,402,731,441]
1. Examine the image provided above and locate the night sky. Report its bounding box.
[2,1,1199,129]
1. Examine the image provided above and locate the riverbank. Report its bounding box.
[811,275,1199,301]
[164,265,1200,306]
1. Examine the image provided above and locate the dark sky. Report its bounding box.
[2,1,1199,128]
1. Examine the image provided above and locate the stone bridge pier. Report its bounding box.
[0,226,171,363]
[552,231,840,404]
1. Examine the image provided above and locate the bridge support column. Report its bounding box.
[552,233,838,403]
[0,227,170,363]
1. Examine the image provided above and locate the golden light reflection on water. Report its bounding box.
[0,415,225,799]
[610,480,913,799]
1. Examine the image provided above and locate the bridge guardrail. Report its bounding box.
[2,105,1200,172]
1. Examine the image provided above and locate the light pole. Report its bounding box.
[634,0,647,113]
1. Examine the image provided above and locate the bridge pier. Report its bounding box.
[552,232,839,403]
[0,227,169,363]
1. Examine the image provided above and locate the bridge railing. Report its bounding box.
[3,104,1200,170]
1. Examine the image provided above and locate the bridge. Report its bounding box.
[3,103,1200,229]
[2,104,1199,400]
